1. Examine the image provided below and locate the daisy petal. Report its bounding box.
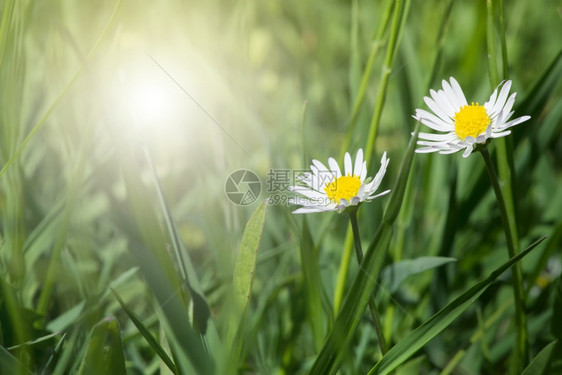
[312,159,332,177]
[328,157,341,179]
[501,115,531,129]
[415,109,454,131]
[449,77,468,106]
[415,147,440,153]
[293,206,333,214]
[418,132,458,141]
[490,80,512,117]
[462,146,473,158]
[425,96,453,122]
[360,161,367,181]
[289,186,326,199]
[354,149,363,177]
[434,89,458,117]
[491,130,511,138]
[442,78,462,109]
[485,84,500,112]
[366,189,391,200]
[344,152,352,176]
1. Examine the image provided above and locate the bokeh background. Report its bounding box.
[0,0,561,373]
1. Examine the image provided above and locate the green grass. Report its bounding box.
[0,0,561,374]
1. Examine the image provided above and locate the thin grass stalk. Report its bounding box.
[339,0,394,162]
[349,209,387,355]
[485,0,527,370]
[0,0,15,74]
[333,230,353,314]
[384,0,454,340]
[364,0,407,163]
[333,0,394,314]
[333,0,407,318]
[479,145,527,372]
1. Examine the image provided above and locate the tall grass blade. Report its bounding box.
[367,236,547,375]
[300,216,326,351]
[308,125,419,375]
[521,340,558,375]
[145,149,214,337]
[121,158,213,374]
[224,201,267,372]
[112,289,177,374]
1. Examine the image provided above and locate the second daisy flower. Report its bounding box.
[413,77,530,158]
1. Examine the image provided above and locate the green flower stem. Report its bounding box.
[486,0,527,370]
[333,0,407,323]
[333,230,354,314]
[479,145,527,371]
[349,208,388,355]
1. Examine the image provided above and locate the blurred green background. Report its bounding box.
[0,0,561,373]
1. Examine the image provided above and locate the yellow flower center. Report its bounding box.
[324,175,362,203]
[454,102,491,140]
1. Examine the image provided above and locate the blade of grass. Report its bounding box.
[367,236,546,375]
[349,208,387,354]
[112,289,177,374]
[39,332,67,375]
[300,216,325,351]
[0,346,31,375]
[224,201,267,374]
[480,142,527,371]
[120,157,213,375]
[521,341,558,375]
[308,125,419,375]
[339,0,394,160]
[380,256,456,294]
[333,0,407,319]
[364,0,410,162]
[144,147,215,338]
[36,145,86,319]
[486,2,527,369]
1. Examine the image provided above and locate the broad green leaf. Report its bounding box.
[233,201,267,313]
[308,124,419,375]
[367,236,546,375]
[77,317,126,375]
[112,289,177,374]
[380,256,456,293]
[46,301,85,333]
[0,346,31,375]
[521,340,557,375]
[225,201,267,372]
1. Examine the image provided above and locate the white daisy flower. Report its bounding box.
[289,149,390,214]
[413,77,531,158]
